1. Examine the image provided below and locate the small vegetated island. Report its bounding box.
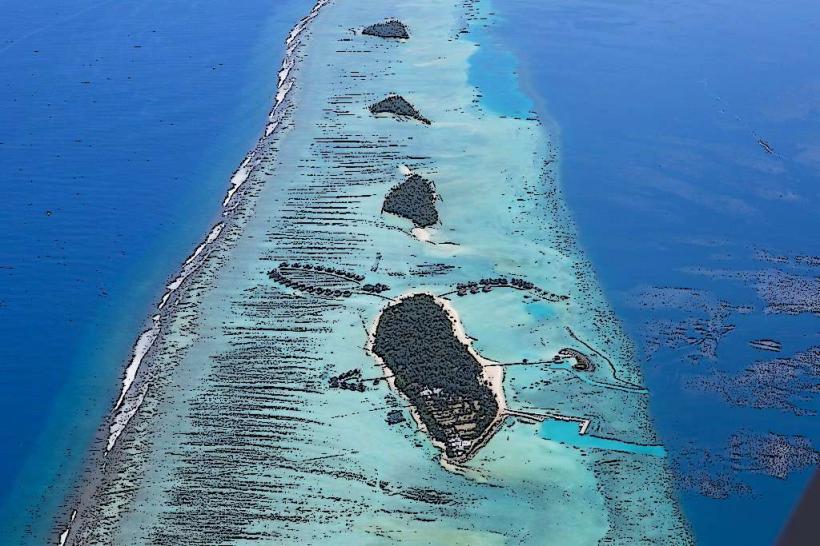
[382,174,438,228]
[372,294,502,462]
[362,19,410,39]
[369,94,431,124]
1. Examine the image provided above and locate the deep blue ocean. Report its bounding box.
[1,0,818,544]
[487,0,820,544]
[0,0,311,542]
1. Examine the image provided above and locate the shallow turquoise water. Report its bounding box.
[8,0,797,541]
[466,7,533,119]
[526,300,557,321]
[540,420,666,457]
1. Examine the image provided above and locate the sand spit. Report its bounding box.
[57,510,76,546]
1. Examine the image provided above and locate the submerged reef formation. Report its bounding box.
[369,95,431,124]
[382,174,438,228]
[687,262,820,316]
[638,250,820,509]
[691,346,820,416]
[749,269,820,314]
[636,286,743,363]
[729,432,820,479]
[677,432,820,499]
[362,20,409,39]
[372,294,501,461]
[749,338,782,352]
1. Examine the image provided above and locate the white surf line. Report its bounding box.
[112,221,222,445]
[159,222,224,309]
[117,0,331,420]
[222,158,253,207]
[107,383,148,453]
[59,0,334,542]
[113,314,159,412]
[228,0,333,207]
[57,510,76,546]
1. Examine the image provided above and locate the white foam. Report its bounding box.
[286,0,329,48]
[222,158,252,207]
[114,315,159,411]
[399,164,412,176]
[278,57,295,87]
[57,510,76,546]
[223,0,330,210]
[109,0,331,436]
[107,383,148,453]
[159,222,224,309]
[275,79,294,107]
[265,120,280,138]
